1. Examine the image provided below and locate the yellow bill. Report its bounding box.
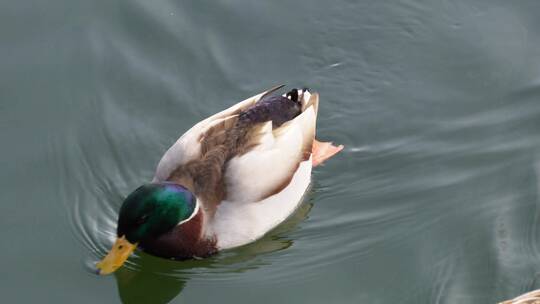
[96,236,137,275]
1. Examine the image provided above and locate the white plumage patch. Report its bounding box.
[177,199,200,226]
[210,157,312,249]
[223,105,316,202]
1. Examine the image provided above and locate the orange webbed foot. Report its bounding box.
[312,139,344,167]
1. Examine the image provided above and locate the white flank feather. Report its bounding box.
[210,158,312,249]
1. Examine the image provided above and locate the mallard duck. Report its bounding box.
[500,289,540,304]
[97,86,343,274]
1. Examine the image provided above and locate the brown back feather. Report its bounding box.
[166,88,311,211]
[166,114,266,213]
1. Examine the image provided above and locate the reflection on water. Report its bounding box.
[113,203,312,303]
[115,268,187,304]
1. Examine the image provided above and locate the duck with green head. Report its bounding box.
[97,86,343,275]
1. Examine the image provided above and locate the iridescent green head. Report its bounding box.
[97,183,197,275]
[117,183,197,243]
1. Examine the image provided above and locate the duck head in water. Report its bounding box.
[96,183,202,274]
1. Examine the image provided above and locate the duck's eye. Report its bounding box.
[136,215,149,225]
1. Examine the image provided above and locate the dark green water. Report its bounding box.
[3,1,540,303]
